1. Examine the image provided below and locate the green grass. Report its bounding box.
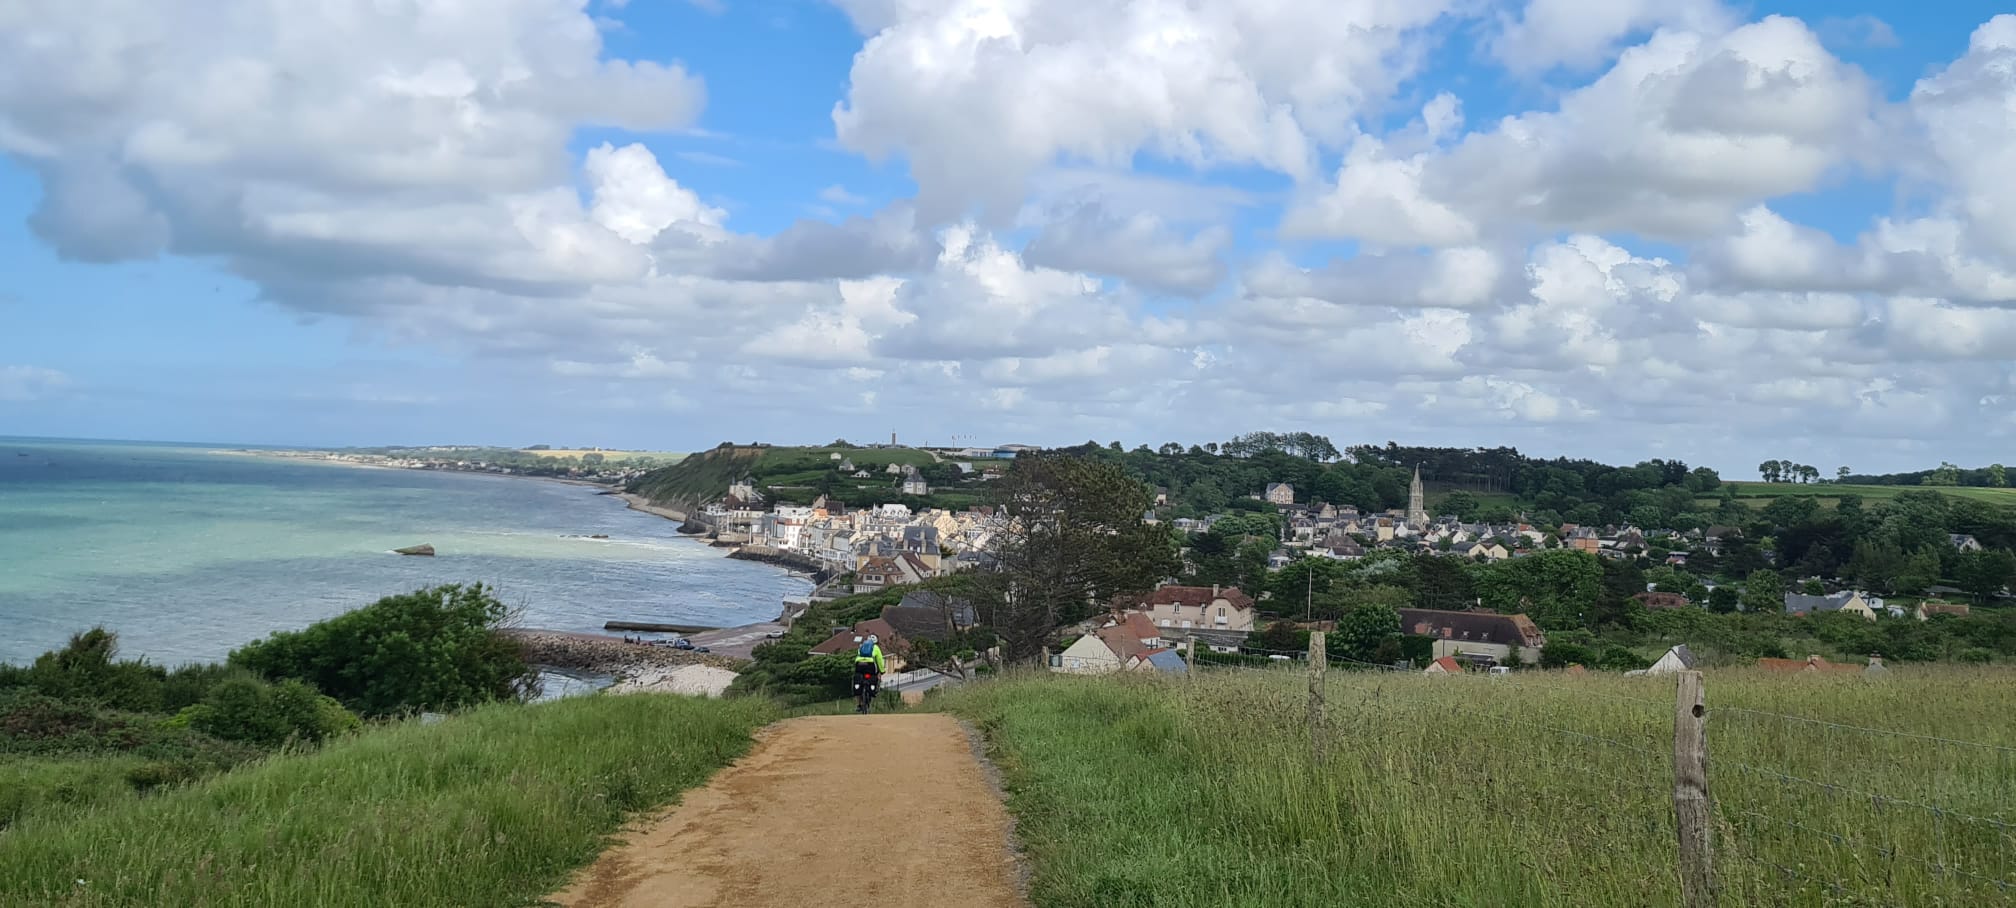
[1711,482,2016,508]
[943,666,2016,907]
[0,693,777,907]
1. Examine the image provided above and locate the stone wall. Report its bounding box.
[506,629,748,677]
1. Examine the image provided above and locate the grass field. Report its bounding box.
[1713,481,2016,508]
[942,666,2016,907]
[525,449,686,463]
[0,694,775,907]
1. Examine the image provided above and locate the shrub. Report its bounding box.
[21,628,170,712]
[230,584,536,717]
[182,678,359,747]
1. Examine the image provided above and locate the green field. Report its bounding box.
[941,666,2016,907]
[0,694,774,907]
[1707,481,2016,509]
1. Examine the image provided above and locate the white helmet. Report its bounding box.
[867,634,879,644]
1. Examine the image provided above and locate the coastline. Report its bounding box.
[214,448,622,489]
[615,491,690,523]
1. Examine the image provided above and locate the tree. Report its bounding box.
[1412,553,1477,611]
[1837,466,1851,483]
[1759,460,1782,483]
[1740,570,1784,614]
[1439,491,1480,520]
[1473,550,1603,630]
[983,453,1180,662]
[1956,550,2016,603]
[1801,579,1825,596]
[229,584,536,718]
[1708,586,1740,614]
[1258,620,1305,653]
[1334,595,1404,661]
[1990,464,2008,488]
[1923,462,1962,487]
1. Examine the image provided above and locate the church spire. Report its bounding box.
[1407,465,1427,530]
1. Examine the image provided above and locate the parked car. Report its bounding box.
[672,638,695,651]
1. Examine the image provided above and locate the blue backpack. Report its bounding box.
[858,641,875,659]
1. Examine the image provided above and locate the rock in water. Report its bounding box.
[394,544,436,557]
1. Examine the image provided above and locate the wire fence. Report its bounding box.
[1175,637,2016,906]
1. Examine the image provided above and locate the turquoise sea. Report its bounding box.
[0,439,809,668]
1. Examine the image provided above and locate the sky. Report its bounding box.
[1,0,2013,475]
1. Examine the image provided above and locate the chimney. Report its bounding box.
[1211,583,1220,597]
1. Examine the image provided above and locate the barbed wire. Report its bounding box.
[1725,806,2014,894]
[1712,706,2016,756]
[1718,761,2016,834]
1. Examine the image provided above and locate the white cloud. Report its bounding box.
[1021,202,1229,296]
[1490,0,1734,74]
[585,143,724,244]
[6,3,2016,469]
[0,366,71,402]
[819,185,867,206]
[1296,16,1880,245]
[832,0,1457,221]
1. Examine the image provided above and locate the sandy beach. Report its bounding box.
[616,492,691,523]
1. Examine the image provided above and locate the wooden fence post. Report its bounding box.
[1307,631,1327,764]
[1183,637,1196,676]
[1673,670,1716,908]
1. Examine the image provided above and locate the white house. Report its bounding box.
[1054,614,1164,675]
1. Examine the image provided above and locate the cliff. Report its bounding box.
[625,444,766,512]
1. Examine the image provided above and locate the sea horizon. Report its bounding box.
[0,439,807,667]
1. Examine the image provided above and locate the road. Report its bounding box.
[548,714,1026,908]
[682,621,786,659]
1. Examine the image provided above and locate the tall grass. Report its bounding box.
[944,665,2016,907]
[0,694,776,907]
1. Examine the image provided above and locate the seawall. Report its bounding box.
[728,545,835,582]
[507,629,747,675]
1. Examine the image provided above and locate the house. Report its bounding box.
[1399,608,1546,665]
[1054,614,1165,675]
[1640,644,1698,675]
[1633,591,1694,610]
[809,618,910,671]
[1783,591,1878,621]
[901,477,930,496]
[1264,482,1295,506]
[1915,602,1971,620]
[1136,648,1189,675]
[1756,654,1865,675]
[1566,526,1601,554]
[1949,534,1983,553]
[1117,584,1258,633]
[881,591,978,644]
[1463,541,1511,562]
[837,458,856,471]
[854,555,905,590]
[726,480,763,503]
[1423,655,1465,675]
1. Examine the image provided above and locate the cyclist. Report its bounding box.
[853,634,886,713]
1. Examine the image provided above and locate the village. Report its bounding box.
[685,448,1970,699]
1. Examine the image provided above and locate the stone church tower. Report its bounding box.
[1406,465,1428,530]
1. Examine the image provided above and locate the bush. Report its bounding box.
[230,584,536,717]
[182,678,360,747]
[21,628,170,712]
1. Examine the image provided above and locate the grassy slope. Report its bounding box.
[942,668,2016,907]
[628,445,942,508]
[0,694,776,908]
[1709,481,2016,509]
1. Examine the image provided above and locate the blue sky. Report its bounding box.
[2,0,2014,474]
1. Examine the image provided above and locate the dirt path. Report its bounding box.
[548,714,1027,908]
